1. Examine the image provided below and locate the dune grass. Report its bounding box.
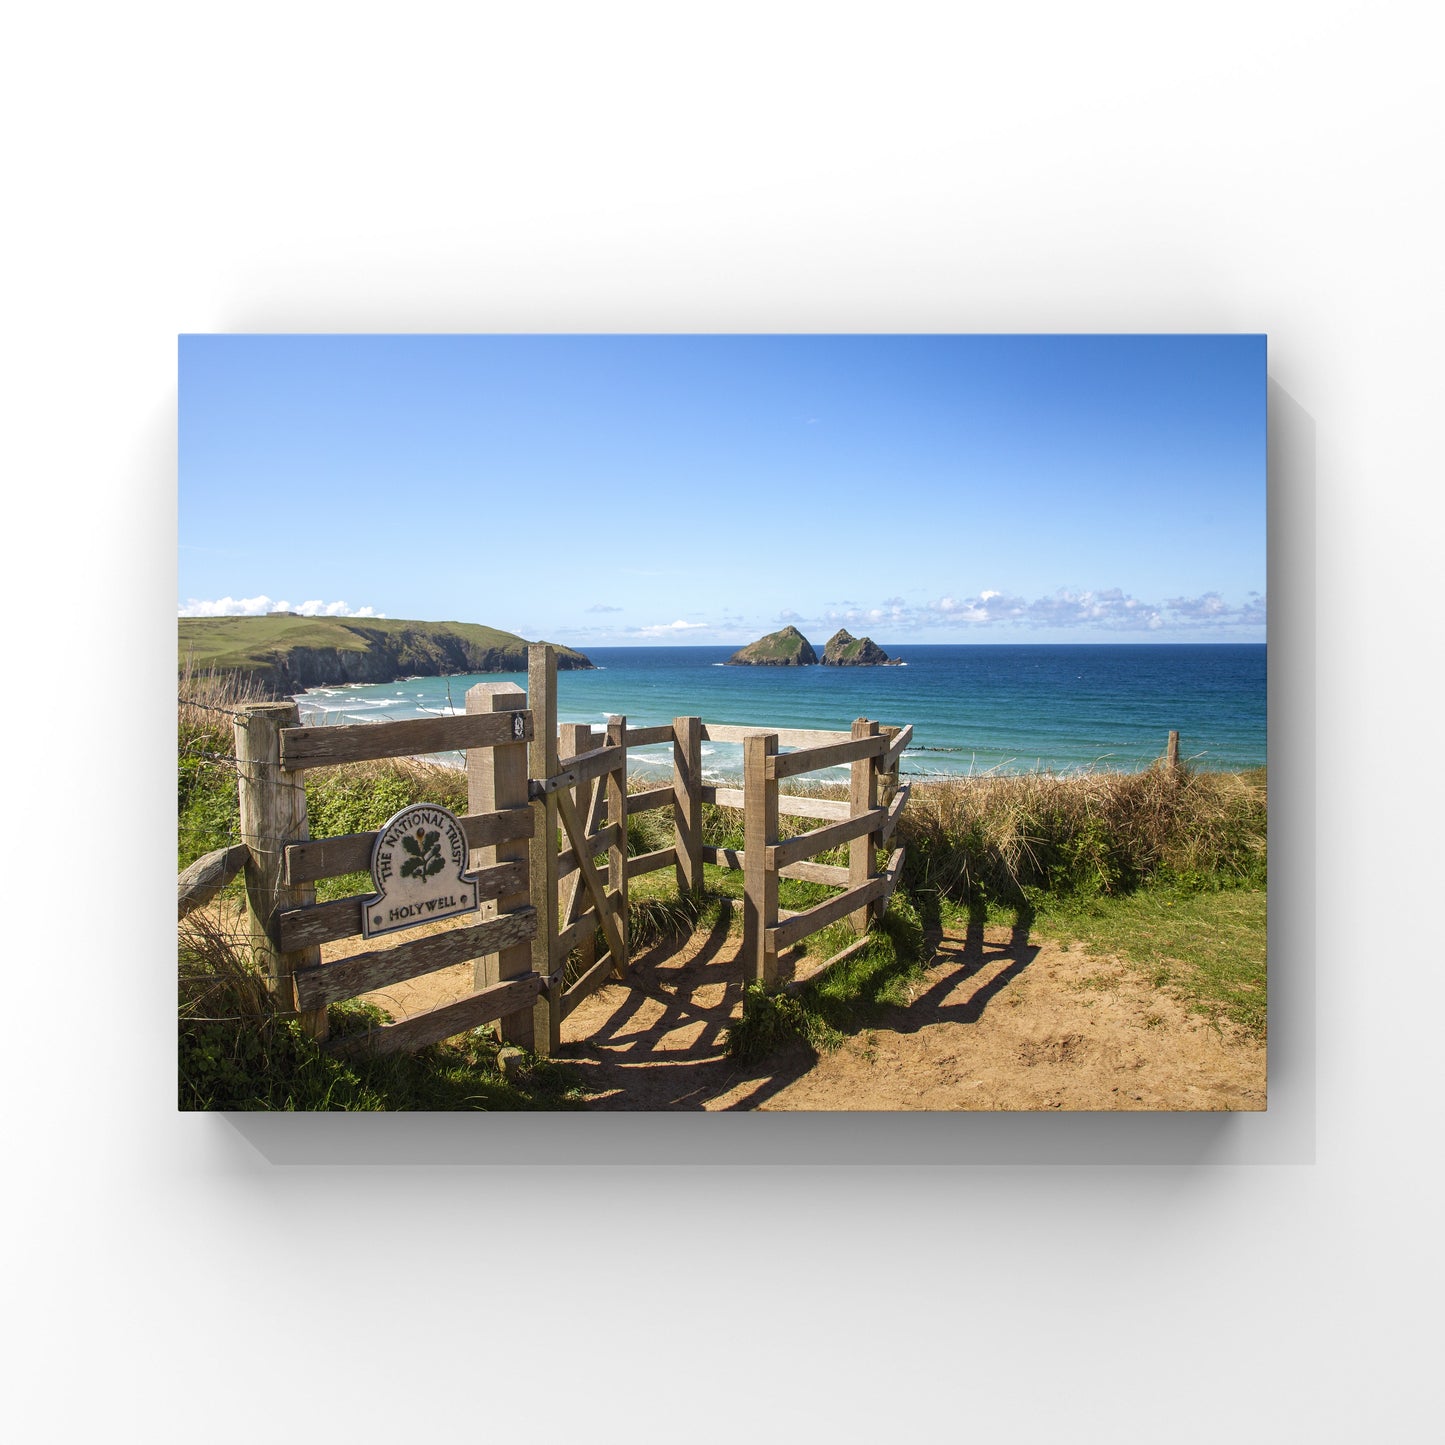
[896,763,1266,913]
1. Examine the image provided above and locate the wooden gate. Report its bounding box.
[182,643,913,1061]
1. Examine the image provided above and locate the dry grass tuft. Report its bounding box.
[898,763,1266,903]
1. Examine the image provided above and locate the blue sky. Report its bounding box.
[178,334,1265,645]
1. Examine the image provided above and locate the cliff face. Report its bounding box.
[820,628,901,666]
[726,625,819,666]
[179,615,594,698]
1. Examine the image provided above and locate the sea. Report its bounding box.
[293,644,1266,785]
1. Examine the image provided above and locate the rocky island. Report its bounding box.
[178,614,594,697]
[821,628,902,666]
[725,625,819,666]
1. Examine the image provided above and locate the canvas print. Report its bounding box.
[177,335,1266,1111]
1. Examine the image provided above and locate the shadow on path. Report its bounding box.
[558,906,1044,1111]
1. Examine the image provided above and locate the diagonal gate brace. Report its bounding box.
[553,786,628,979]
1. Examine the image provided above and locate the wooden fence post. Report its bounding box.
[528,645,561,1057]
[1166,730,1181,771]
[672,715,703,900]
[849,717,880,933]
[233,701,328,1041]
[466,680,534,1052]
[605,714,629,976]
[743,732,779,986]
[878,724,901,806]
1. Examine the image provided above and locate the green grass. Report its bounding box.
[1042,885,1266,1039]
[178,912,583,1111]
[724,894,928,1061]
[942,882,1268,1039]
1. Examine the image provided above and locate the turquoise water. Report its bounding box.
[295,644,1266,783]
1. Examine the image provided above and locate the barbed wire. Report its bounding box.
[178,697,251,721]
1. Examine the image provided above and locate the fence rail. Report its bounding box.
[278,709,533,770]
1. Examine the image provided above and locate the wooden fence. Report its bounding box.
[178,644,912,1058]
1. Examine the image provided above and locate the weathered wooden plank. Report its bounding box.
[562,754,607,978]
[554,742,625,786]
[606,715,628,981]
[278,859,526,950]
[626,846,676,879]
[672,715,703,897]
[234,703,326,1038]
[780,859,850,887]
[624,723,675,748]
[767,732,889,781]
[782,934,876,995]
[560,952,619,1018]
[466,681,534,1049]
[557,823,623,881]
[178,842,251,920]
[278,709,534,771]
[879,724,913,774]
[701,844,745,871]
[292,907,537,1012]
[625,784,674,816]
[698,846,847,885]
[879,844,906,907]
[283,806,534,885]
[528,647,561,1055]
[556,785,629,977]
[767,806,885,870]
[743,732,780,986]
[767,872,890,953]
[554,905,599,963]
[557,724,597,929]
[849,718,880,932]
[880,783,911,844]
[702,785,849,821]
[701,723,851,747]
[327,973,543,1058]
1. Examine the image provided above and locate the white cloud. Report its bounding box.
[179,595,384,618]
[633,618,710,637]
[1164,590,1265,624]
[586,603,623,613]
[811,586,1265,634]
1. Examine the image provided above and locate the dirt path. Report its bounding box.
[343,912,1264,1111]
[560,917,1264,1111]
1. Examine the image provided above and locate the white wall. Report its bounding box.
[5,4,1437,1440]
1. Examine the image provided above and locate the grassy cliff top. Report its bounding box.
[178,614,589,673]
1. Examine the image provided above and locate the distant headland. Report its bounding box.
[178,614,593,697]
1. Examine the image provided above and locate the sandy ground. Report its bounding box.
[338,911,1265,1112]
